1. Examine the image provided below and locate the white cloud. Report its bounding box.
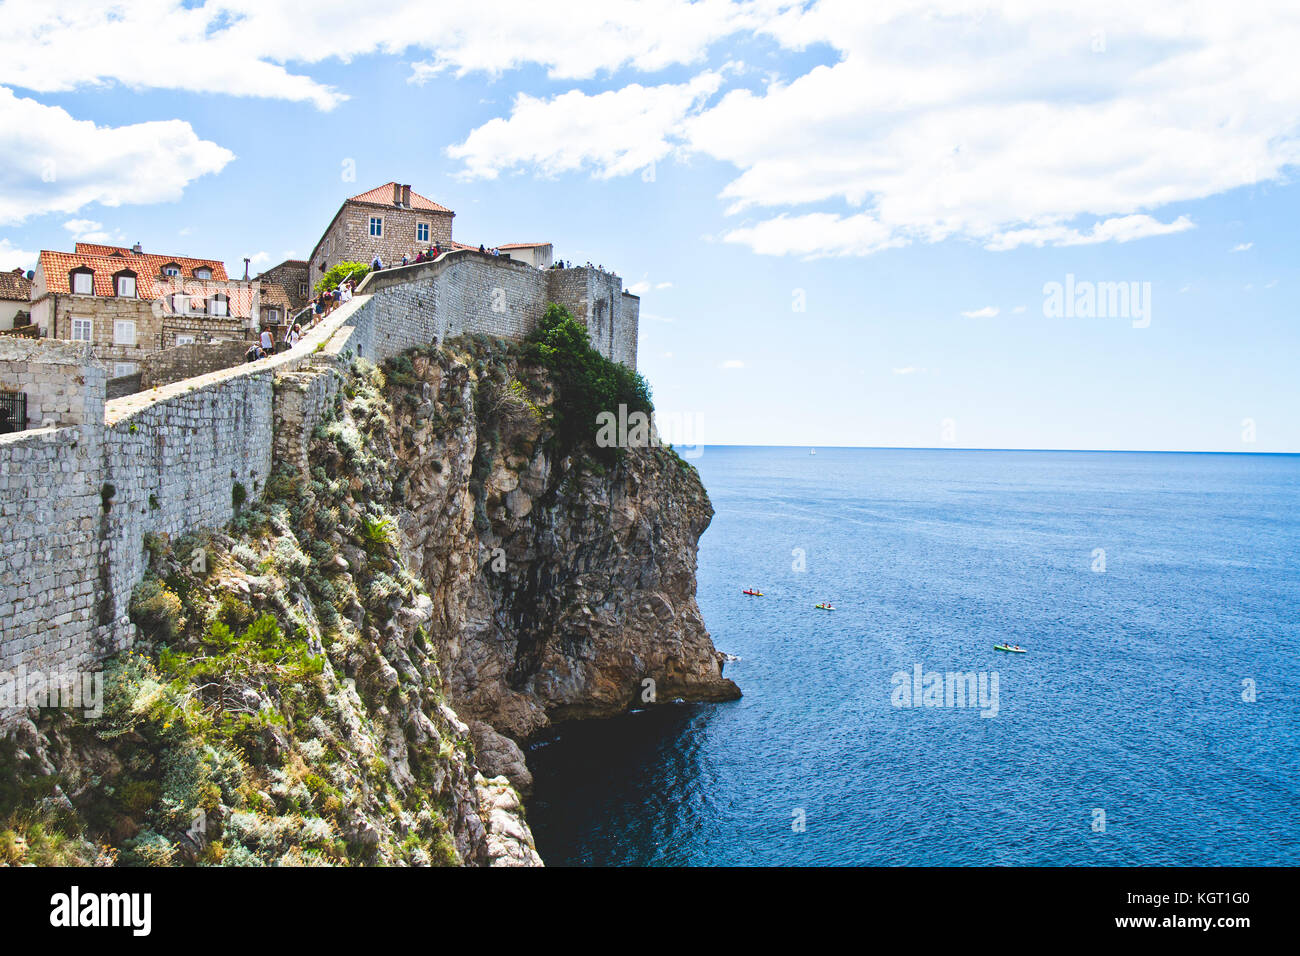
[0,87,234,226]
[628,280,651,294]
[723,212,907,258]
[685,2,1300,256]
[986,215,1195,251]
[961,306,999,318]
[63,218,126,244]
[0,238,37,270]
[720,359,745,368]
[446,1,1300,258]
[249,251,272,267]
[1231,242,1254,252]
[656,281,673,289]
[0,1,771,110]
[447,73,722,180]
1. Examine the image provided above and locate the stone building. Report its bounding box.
[309,182,456,284]
[28,243,262,377]
[0,268,32,331]
[497,243,554,269]
[256,258,310,314]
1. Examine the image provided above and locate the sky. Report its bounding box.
[0,0,1296,453]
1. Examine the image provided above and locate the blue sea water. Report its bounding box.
[526,448,1300,865]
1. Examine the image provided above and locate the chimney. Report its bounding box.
[132,242,143,254]
[401,184,412,207]
[393,183,402,205]
[243,257,250,280]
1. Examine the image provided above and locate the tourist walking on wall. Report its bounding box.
[259,326,274,354]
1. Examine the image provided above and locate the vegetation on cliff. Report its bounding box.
[1,313,730,866]
[1,358,528,867]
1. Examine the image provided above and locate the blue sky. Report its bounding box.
[1,1,1296,452]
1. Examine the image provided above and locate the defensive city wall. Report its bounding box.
[0,250,640,706]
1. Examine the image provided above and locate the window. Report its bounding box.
[113,362,136,378]
[115,274,136,297]
[71,270,93,295]
[298,282,308,298]
[369,217,383,237]
[171,292,190,314]
[175,334,196,346]
[416,222,430,243]
[162,263,181,277]
[208,295,228,317]
[264,309,279,324]
[114,319,136,346]
[71,317,92,342]
[194,267,213,280]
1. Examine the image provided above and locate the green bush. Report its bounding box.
[315,262,370,293]
[524,303,652,461]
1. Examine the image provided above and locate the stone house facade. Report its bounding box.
[308,182,455,285]
[0,268,32,331]
[256,259,310,314]
[29,243,261,377]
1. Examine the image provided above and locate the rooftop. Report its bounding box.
[0,269,31,302]
[348,182,454,215]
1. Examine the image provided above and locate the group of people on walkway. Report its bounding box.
[246,322,302,362]
[245,277,358,362]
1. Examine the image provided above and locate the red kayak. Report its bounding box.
[742,589,765,596]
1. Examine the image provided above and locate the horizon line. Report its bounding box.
[666,443,1300,456]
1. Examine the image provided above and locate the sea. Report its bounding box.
[526,447,1300,865]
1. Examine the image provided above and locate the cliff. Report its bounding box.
[0,324,737,866]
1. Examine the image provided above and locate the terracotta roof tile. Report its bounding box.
[0,269,31,302]
[73,243,228,281]
[348,182,454,214]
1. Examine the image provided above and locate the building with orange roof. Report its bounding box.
[0,268,32,332]
[29,243,272,377]
[308,181,555,282]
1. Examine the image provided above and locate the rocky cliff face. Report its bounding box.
[0,335,737,867]
[384,340,740,750]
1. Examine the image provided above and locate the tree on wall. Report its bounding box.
[315,262,370,293]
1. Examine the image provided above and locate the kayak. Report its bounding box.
[814,603,835,610]
[993,644,1026,653]
[742,589,765,596]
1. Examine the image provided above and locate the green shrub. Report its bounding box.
[524,303,652,461]
[315,261,370,293]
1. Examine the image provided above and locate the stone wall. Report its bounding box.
[140,341,252,390]
[0,339,105,678]
[544,266,639,369]
[273,364,343,479]
[1,245,642,706]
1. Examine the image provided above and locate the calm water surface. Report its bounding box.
[527,448,1300,865]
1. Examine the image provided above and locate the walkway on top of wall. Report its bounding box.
[353,247,550,296]
[103,293,372,426]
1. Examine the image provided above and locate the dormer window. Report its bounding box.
[70,269,93,295]
[162,263,181,277]
[114,271,137,298]
[194,267,213,280]
[207,294,228,317]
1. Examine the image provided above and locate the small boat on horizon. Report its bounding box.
[814,602,835,610]
[810,448,816,455]
[742,588,765,597]
[994,644,1027,653]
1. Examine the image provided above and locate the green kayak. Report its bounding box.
[994,644,1027,653]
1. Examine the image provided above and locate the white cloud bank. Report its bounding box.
[0,87,234,226]
[450,0,1300,258]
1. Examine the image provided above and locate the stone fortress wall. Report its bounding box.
[0,249,640,703]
